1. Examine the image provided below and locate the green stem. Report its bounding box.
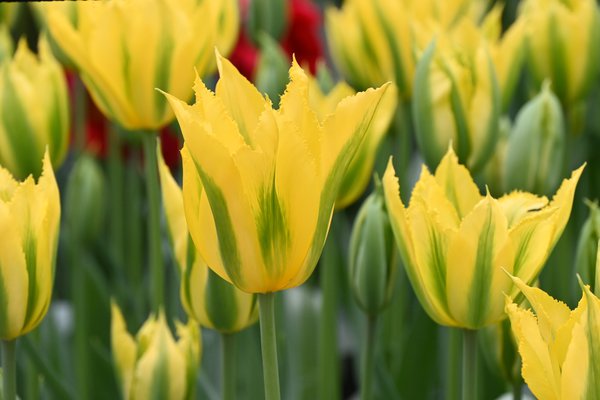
[258,293,281,400]
[512,380,522,400]
[142,133,164,313]
[462,329,477,400]
[446,328,461,400]
[2,339,17,400]
[318,219,342,400]
[222,333,236,400]
[360,315,378,400]
[108,125,124,270]
[70,232,89,400]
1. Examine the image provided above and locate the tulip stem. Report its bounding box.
[462,329,477,400]
[222,333,236,400]
[512,380,522,400]
[258,292,281,400]
[142,133,165,313]
[2,339,17,400]
[360,315,378,400]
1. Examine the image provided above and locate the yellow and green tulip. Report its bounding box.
[521,0,600,105]
[157,149,258,333]
[413,20,500,173]
[382,147,583,329]
[44,0,238,130]
[506,275,600,399]
[111,304,200,400]
[164,53,389,293]
[0,35,69,180]
[0,151,60,340]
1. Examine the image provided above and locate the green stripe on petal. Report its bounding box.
[256,179,290,276]
[192,159,243,286]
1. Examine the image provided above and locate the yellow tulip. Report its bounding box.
[163,53,389,293]
[382,146,583,329]
[307,77,397,209]
[0,35,69,180]
[111,304,200,400]
[157,148,258,333]
[326,0,414,96]
[413,20,500,173]
[0,151,60,340]
[521,0,600,104]
[506,275,600,399]
[43,0,238,130]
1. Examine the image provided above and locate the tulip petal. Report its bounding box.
[110,303,137,397]
[547,165,585,247]
[506,301,561,400]
[215,52,267,145]
[580,283,600,398]
[0,202,28,340]
[560,314,590,399]
[434,147,481,219]
[447,195,512,328]
[382,160,455,326]
[497,191,549,228]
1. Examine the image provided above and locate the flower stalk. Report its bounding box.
[258,293,281,400]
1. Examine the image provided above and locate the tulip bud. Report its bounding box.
[255,34,289,107]
[0,36,69,180]
[503,83,565,195]
[65,155,106,246]
[247,0,289,45]
[413,21,501,173]
[111,304,200,400]
[0,151,60,340]
[349,184,397,315]
[575,201,600,294]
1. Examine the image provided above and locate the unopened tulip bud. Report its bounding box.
[65,155,106,245]
[247,0,288,44]
[504,83,565,195]
[349,185,397,315]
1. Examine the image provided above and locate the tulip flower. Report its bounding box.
[0,35,69,180]
[164,52,388,400]
[521,0,600,105]
[575,201,600,294]
[506,275,600,399]
[111,304,200,400]
[0,151,60,400]
[326,0,414,97]
[157,149,258,333]
[0,150,60,340]
[164,53,389,294]
[307,77,397,209]
[382,146,583,329]
[413,20,500,173]
[43,0,239,130]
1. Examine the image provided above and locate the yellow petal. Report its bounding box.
[546,165,585,247]
[433,146,482,219]
[110,302,137,397]
[497,191,549,228]
[446,195,513,328]
[215,51,267,145]
[382,160,455,326]
[560,313,590,399]
[506,300,561,400]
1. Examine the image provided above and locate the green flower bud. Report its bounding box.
[65,155,106,245]
[255,34,289,108]
[247,0,288,44]
[503,82,565,195]
[349,184,397,316]
[575,201,600,294]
